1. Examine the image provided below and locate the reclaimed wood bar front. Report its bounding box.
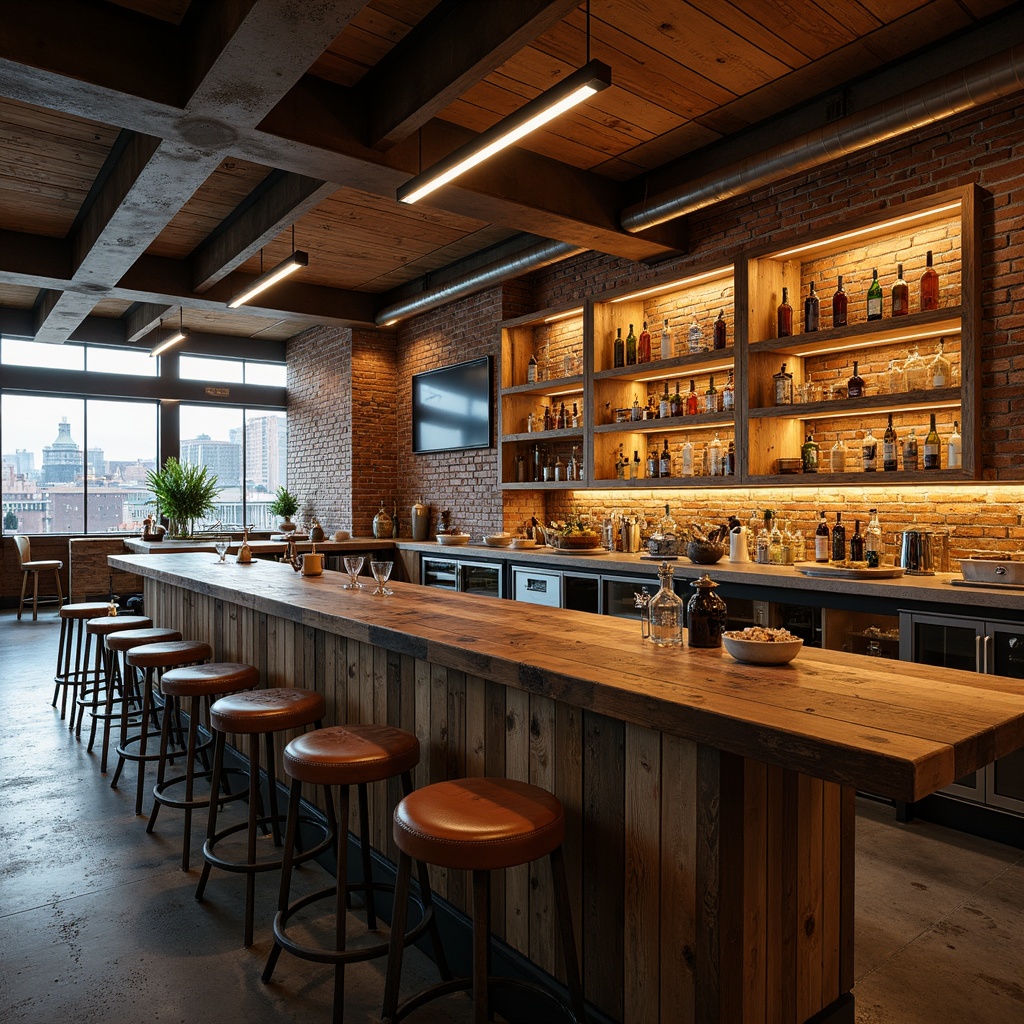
[110,553,1024,1024]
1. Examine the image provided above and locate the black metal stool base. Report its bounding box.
[200,811,331,877]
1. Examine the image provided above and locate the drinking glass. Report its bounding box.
[342,555,364,590]
[370,560,393,596]
[214,536,230,562]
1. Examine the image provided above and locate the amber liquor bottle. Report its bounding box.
[832,275,848,328]
[637,321,652,363]
[920,250,939,311]
[803,282,820,332]
[831,512,846,562]
[814,511,830,562]
[891,264,909,317]
[777,287,793,338]
[847,360,865,399]
[882,413,898,472]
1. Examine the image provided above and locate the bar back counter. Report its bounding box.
[109,552,1024,1024]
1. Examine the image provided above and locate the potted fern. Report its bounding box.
[268,485,300,533]
[146,457,221,539]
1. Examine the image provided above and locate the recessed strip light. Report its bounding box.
[397,60,611,205]
[228,251,308,308]
[772,202,960,260]
[797,398,960,421]
[150,327,189,358]
[787,326,961,358]
[543,307,583,323]
[610,267,730,303]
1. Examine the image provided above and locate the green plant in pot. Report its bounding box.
[268,485,300,533]
[146,457,220,539]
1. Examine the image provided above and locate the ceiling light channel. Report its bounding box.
[228,250,309,309]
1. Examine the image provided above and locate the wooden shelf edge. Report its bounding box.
[501,428,584,442]
[501,376,584,397]
[588,477,740,488]
[593,349,736,380]
[749,387,961,419]
[746,470,972,485]
[594,415,735,433]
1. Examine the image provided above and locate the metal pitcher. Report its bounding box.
[898,530,948,575]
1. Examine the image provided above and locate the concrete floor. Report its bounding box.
[1,610,1022,1023]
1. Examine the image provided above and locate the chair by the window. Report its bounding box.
[13,536,64,621]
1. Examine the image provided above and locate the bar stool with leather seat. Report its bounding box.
[262,724,451,1024]
[195,686,327,947]
[12,535,63,621]
[52,601,111,723]
[114,639,213,815]
[383,776,586,1024]
[147,662,260,871]
[94,626,183,771]
[75,615,154,742]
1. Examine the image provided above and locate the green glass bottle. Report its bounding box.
[625,323,637,365]
[866,268,883,321]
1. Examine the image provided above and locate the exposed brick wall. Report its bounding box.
[352,329,398,536]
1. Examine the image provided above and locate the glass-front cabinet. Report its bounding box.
[421,557,503,598]
[899,611,1024,813]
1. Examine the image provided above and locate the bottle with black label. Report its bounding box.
[847,360,865,399]
[527,352,538,383]
[804,282,820,332]
[815,511,830,563]
[647,446,659,479]
[882,413,898,471]
[923,413,941,469]
[831,512,846,563]
[849,520,865,561]
[903,427,919,471]
[660,438,672,478]
[801,432,819,473]
[862,427,878,472]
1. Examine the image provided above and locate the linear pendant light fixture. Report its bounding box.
[228,225,308,308]
[150,309,189,358]
[397,58,612,205]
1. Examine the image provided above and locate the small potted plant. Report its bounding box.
[268,485,300,533]
[146,457,220,539]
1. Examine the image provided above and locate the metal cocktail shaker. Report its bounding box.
[411,498,429,541]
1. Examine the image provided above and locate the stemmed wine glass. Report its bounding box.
[214,536,230,562]
[342,555,364,590]
[370,560,393,596]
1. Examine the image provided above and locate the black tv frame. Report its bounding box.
[411,355,493,454]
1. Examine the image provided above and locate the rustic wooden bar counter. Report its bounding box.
[109,552,1024,1024]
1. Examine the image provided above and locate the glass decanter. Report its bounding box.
[929,337,951,388]
[641,562,683,647]
[902,344,928,390]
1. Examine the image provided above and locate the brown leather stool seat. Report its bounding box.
[80,626,182,771]
[383,777,585,1024]
[75,615,154,742]
[53,602,112,723]
[262,726,450,1024]
[196,687,326,947]
[147,663,260,871]
[113,640,212,815]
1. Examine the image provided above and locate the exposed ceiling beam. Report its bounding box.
[359,0,582,150]
[191,173,337,293]
[123,302,175,344]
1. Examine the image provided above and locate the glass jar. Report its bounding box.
[642,562,683,647]
[902,345,928,390]
[686,574,728,648]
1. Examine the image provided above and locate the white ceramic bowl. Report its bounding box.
[484,535,513,547]
[509,537,536,549]
[722,633,804,665]
[436,533,470,546]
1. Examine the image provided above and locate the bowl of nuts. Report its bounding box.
[721,627,804,665]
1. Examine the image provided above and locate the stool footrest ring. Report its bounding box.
[202,814,330,875]
[151,766,248,811]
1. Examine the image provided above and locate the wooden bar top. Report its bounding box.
[110,552,1024,804]
[123,536,394,555]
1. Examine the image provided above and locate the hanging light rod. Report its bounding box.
[150,309,189,358]
[228,250,308,308]
[398,59,612,205]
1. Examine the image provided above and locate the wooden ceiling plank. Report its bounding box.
[191,173,337,293]
[360,0,582,149]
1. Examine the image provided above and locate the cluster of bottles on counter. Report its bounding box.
[798,415,961,474]
[517,444,585,483]
[776,251,940,337]
[526,347,582,384]
[772,339,952,407]
[813,509,885,566]
[610,373,735,423]
[615,436,735,480]
[751,510,807,565]
[613,311,729,368]
[525,400,582,433]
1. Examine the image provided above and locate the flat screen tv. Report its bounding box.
[411,355,492,454]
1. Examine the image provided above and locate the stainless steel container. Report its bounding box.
[898,530,948,575]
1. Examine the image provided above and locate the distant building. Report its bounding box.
[2,449,35,478]
[41,417,84,484]
[245,414,284,492]
[180,434,240,487]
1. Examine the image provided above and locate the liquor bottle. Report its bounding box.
[850,520,865,561]
[882,413,898,471]
[832,274,848,328]
[685,379,699,416]
[616,442,626,480]
[847,360,865,398]
[613,327,624,368]
[769,515,784,565]
[660,438,672,478]
[567,447,578,481]
[638,320,652,363]
[713,309,727,349]
[947,419,962,470]
[647,561,684,647]
[632,395,642,421]
[756,515,771,564]
[831,512,846,563]
[659,382,671,419]
[554,453,564,481]
[647,446,659,479]
[862,427,878,472]
[527,352,540,384]
[688,314,703,353]
[773,363,793,405]
[681,437,694,476]
[626,324,637,365]
[830,435,847,473]
[867,268,883,321]
[708,433,724,476]
[704,375,718,413]
[814,511,830,563]
[557,401,567,429]
[671,380,683,417]
[515,452,525,482]
[923,413,941,469]
[804,282,820,332]
[631,449,641,480]
[930,338,950,388]
[801,432,819,473]
[660,318,672,360]
[532,443,542,482]
[571,402,580,427]
[777,287,793,338]
[543,404,553,431]
[920,250,939,311]
[724,440,736,476]
[903,427,919,471]
[865,509,882,567]
[722,369,735,411]
[891,263,909,317]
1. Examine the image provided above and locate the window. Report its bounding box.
[85,346,158,377]
[2,338,85,371]
[179,355,285,386]
[1,395,158,535]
